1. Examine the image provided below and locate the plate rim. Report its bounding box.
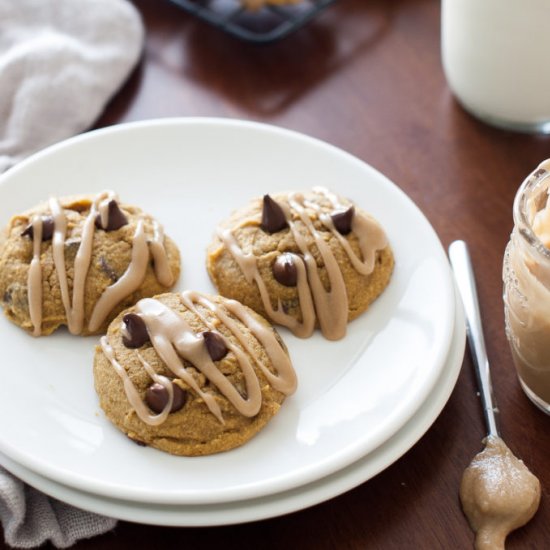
[0,117,456,504]
[0,289,465,526]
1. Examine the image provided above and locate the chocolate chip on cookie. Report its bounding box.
[331,206,354,235]
[273,253,298,287]
[202,330,228,361]
[95,199,128,231]
[21,216,55,241]
[261,194,288,233]
[122,313,149,348]
[145,382,187,413]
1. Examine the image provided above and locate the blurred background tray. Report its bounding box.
[167,0,337,43]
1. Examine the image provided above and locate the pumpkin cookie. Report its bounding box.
[207,187,393,341]
[93,291,296,456]
[0,192,180,336]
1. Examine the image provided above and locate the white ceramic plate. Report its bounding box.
[0,291,465,526]
[0,118,455,505]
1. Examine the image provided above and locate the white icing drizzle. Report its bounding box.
[50,194,106,334]
[136,297,261,420]
[98,197,111,230]
[286,193,349,341]
[131,297,222,422]
[26,191,174,336]
[27,216,43,336]
[216,188,387,341]
[88,219,149,332]
[149,220,174,287]
[100,292,296,425]
[217,229,316,338]
[310,187,388,275]
[100,337,174,426]
[181,290,297,395]
[223,298,297,394]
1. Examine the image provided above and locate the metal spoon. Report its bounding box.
[449,240,540,550]
[448,240,499,437]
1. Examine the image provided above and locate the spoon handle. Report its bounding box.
[449,240,500,438]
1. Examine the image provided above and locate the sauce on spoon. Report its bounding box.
[449,241,542,549]
[460,436,541,550]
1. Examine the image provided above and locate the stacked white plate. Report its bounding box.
[0,119,465,526]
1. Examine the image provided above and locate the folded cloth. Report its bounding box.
[0,0,144,173]
[0,0,143,546]
[0,467,116,548]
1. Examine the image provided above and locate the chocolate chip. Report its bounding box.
[41,218,55,240]
[99,256,119,283]
[202,331,228,361]
[261,195,288,233]
[121,313,149,348]
[273,253,298,287]
[128,436,147,447]
[21,216,54,241]
[95,200,128,231]
[145,382,187,414]
[331,206,354,235]
[2,289,12,304]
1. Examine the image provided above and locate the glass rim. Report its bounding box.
[514,163,550,261]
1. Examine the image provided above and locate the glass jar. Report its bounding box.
[441,0,550,133]
[504,160,550,412]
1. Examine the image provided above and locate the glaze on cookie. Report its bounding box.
[94,291,296,456]
[207,187,393,341]
[0,191,180,336]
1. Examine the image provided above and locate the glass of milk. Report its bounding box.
[441,0,550,133]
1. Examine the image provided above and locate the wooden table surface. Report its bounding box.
[28,0,550,548]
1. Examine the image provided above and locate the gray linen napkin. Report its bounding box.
[0,0,144,546]
[0,0,144,173]
[0,468,117,548]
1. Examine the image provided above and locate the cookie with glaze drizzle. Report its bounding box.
[93,291,296,456]
[207,187,394,341]
[0,192,180,336]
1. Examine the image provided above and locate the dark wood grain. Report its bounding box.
[29,0,550,548]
